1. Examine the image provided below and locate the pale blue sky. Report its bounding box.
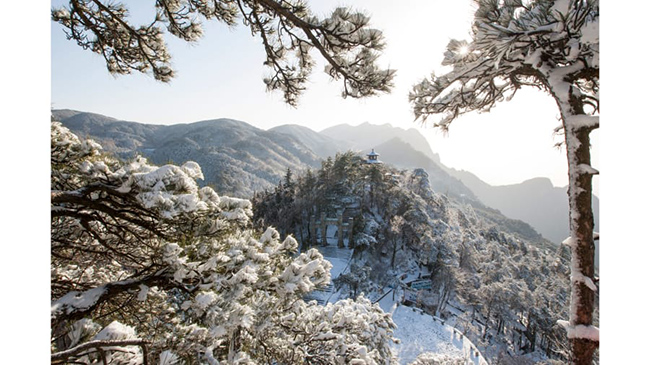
[50,0,598,193]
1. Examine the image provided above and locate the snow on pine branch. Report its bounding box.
[410,0,599,127]
[577,163,599,175]
[52,286,107,317]
[565,115,599,131]
[51,275,174,320]
[562,236,598,293]
[557,320,599,342]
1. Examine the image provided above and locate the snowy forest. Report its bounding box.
[252,152,593,362]
[52,121,593,364]
[49,0,599,364]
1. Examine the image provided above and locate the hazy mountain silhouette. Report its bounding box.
[372,137,477,201]
[320,122,441,163]
[448,169,600,265]
[270,124,349,159]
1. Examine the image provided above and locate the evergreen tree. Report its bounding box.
[284,167,294,191]
[409,2,599,362]
[52,0,395,106]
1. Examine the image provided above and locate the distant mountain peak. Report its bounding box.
[320,122,440,164]
[520,177,554,188]
[189,118,259,130]
[52,109,120,122]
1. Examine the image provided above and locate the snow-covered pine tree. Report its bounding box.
[51,121,397,364]
[409,1,599,363]
[51,0,395,106]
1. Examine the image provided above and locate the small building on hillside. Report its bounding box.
[365,149,382,164]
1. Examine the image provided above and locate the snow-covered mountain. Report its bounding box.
[252,152,575,363]
[52,110,321,197]
[278,121,598,256]
[54,109,596,253]
[272,123,550,246]
[50,110,592,363]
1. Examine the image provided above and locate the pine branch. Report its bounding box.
[51,339,149,364]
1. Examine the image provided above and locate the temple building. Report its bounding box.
[365,149,382,164]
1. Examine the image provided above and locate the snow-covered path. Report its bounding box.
[310,244,488,365]
[384,302,487,365]
[317,244,353,279]
[304,243,353,305]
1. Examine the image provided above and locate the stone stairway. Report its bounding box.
[303,245,353,305]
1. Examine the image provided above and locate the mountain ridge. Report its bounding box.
[270,124,349,158]
[52,110,321,197]
[52,109,598,254]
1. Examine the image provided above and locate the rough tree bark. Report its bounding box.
[561,109,599,364]
[549,75,599,364]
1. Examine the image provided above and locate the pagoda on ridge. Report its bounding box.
[365,149,382,164]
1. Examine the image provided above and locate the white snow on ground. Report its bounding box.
[303,232,353,305]
[309,243,488,365]
[384,301,487,365]
[319,245,353,281]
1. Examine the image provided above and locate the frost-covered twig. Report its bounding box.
[51,273,175,325]
[51,339,149,364]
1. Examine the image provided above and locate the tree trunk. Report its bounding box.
[530,327,536,353]
[228,327,241,363]
[483,304,492,341]
[561,100,598,364]
[439,283,450,314]
[542,66,599,363]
